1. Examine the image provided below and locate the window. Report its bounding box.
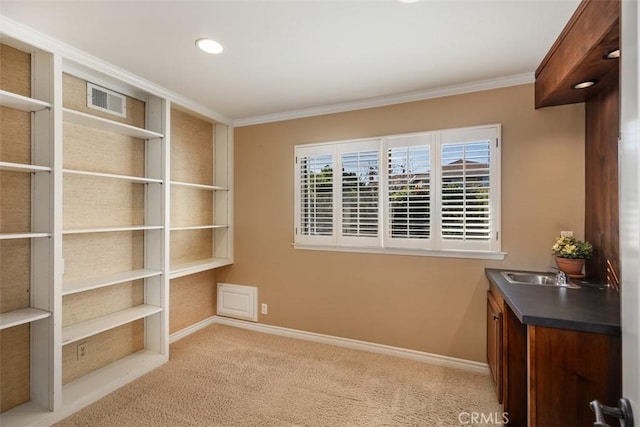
[294,125,502,259]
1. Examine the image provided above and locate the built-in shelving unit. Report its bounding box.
[0,21,232,426]
[0,34,56,422]
[59,67,168,417]
[168,106,233,280]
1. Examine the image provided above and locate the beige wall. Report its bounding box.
[218,83,585,362]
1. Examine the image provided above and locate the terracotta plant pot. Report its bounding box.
[556,257,585,278]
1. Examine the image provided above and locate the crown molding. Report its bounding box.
[233,72,534,127]
[0,16,232,125]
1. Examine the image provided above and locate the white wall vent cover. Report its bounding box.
[217,283,258,322]
[87,82,127,118]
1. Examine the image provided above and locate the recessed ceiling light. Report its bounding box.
[572,80,597,90]
[196,38,224,55]
[397,0,421,3]
[604,49,620,59]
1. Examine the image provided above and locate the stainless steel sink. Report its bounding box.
[500,271,581,289]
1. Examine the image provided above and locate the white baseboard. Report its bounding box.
[169,316,218,343]
[211,316,490,375]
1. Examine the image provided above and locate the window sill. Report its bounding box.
[292,243,506,261]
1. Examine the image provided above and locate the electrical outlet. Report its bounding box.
[261,304,268,315]
[77,343,88,361]
[560,231,574,238]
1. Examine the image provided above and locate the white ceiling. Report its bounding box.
[1,0,581,125]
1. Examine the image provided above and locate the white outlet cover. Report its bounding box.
[560,231,574,237]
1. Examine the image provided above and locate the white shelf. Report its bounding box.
[63,108,164,140]
[63,225,162,235]
[170,180,228,191]
[62,349,167,414]
[170,224,229,231]
[0,400,54,427]
[62,304,163,346]
[0,308,51,330]
[0,89,51,112]
[63,268,163,296]
[63,169,162,184]
[0,161,51,173]
[0,232,51,240]
[170,257,233,279]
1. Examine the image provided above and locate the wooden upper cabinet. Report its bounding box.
[534,0,620,109]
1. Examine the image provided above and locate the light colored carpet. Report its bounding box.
[55,324,501,426]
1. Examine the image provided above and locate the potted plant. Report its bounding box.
[551,235,593,278]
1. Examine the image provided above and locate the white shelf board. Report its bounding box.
[62,349,167,412]
[62,305,163,345]
[63,108,164,139]
[63,169,162,184]
[0,400,54,427]
[170,224,229,231]
[0,232,51,240]
[0,89,51,112]
[170,258,233,279]
[63,225,162,235]
[63,268,163,296]
[0,161,51,173]
[170,180,228,191]
[0,308,51,330]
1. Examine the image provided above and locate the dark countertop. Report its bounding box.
[485,268,621,335]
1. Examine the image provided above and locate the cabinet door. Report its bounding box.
[487,290,503,403]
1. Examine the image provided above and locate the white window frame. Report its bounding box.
[294,124,504,260]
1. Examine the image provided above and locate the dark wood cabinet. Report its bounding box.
[489,282,527,426]
[528,325,621,427]
[486,290,503,403]
[488,281,621,427]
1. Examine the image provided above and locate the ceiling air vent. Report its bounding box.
[87,82,127,118]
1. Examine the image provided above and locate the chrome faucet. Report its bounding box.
[555,270,568,286]
[550,266,569,286]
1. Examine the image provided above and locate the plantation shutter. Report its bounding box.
[439,126,499,252]
[386,134,433,249]
[294,125,501,255]
[338,140,381,246]
[295,146,336,245]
